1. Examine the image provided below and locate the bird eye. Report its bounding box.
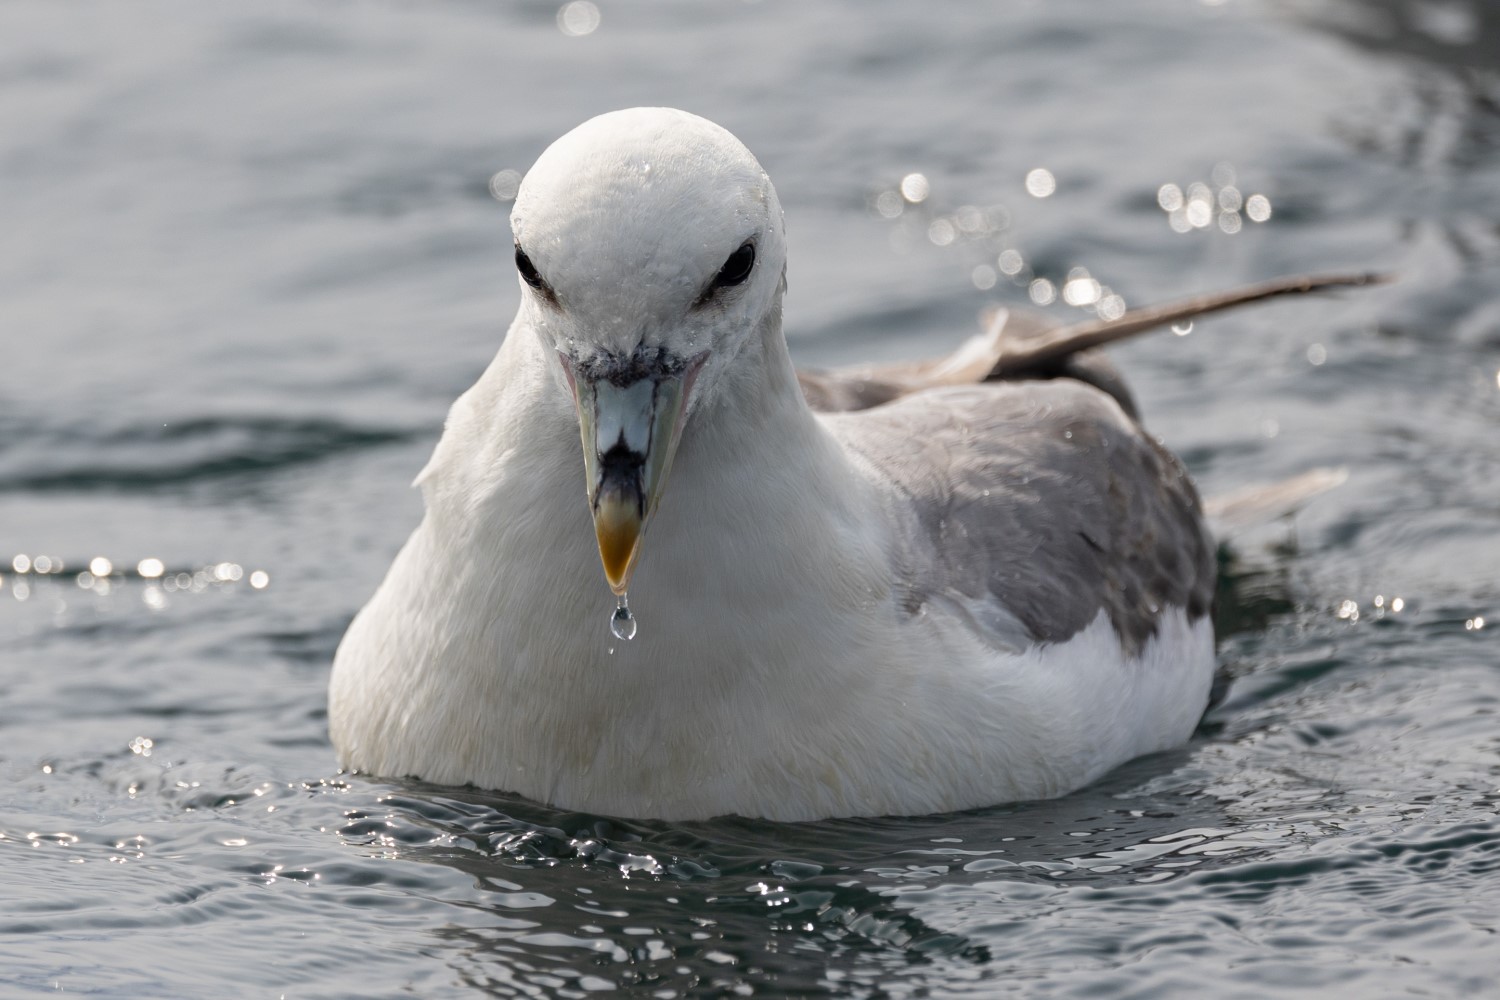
[711,241,756,289]
[514,245,547,291]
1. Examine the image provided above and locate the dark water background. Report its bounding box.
[3,1,1499,996]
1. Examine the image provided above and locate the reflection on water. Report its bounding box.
[1290,0,1500,71]
[327,770,1274,994]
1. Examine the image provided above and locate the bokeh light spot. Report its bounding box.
[1025,168,1056,198]
[488,169,522,202]
[557,1,600,36]
[874,190,904,218]
[1062,271,1101,307]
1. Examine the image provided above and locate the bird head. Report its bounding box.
[509,108,786,595]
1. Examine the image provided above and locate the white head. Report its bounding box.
[509,108,787,595]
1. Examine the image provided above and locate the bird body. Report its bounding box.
[328,108,1352,821]
[330,308,1214,820]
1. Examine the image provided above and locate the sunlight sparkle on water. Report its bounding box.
[874,190,904,218]
[899,173,930,203]
[1028,278,1056,306]
[89,557,112,577]
[1025,168,1056,198]
[1062,270,1101,307]
[137,558,165,579]
[488,169,522,202]
[556,1,600,36]
[1186,198,1212,229]
[954,205,987,234]
[1157,168,1267,235]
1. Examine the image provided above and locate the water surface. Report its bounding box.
[3,1,1499,996]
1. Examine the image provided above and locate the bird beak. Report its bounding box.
[570,355,705,595]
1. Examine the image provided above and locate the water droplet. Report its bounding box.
[610,595,637,641]
[1172,321,1194,336]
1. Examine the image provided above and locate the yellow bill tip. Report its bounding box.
[593,496,643,594]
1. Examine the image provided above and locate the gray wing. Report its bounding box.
[827,378,1215,656]
[797,273,1380,652]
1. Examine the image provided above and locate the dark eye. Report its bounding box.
[514,244,547,291]
[711,241,755,289]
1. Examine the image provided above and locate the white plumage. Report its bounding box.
[329,107,1222,821]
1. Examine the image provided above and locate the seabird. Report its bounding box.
[329,107,1373,821]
